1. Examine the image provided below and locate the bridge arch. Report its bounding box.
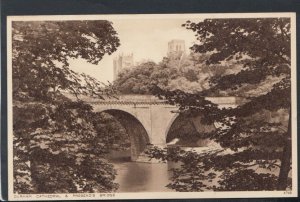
[100,109,150,161]
[165,113,216,146]
[164,113,179,140]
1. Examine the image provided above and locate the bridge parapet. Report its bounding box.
[65,93,246,106]
[93,95,246,107]
[91,94,167,105]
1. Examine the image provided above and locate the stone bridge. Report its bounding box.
[82,94,243,161]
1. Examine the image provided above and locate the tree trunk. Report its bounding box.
[277,108,292,190]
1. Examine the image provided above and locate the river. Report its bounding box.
[108,150,176,192]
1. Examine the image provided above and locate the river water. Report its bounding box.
[108,150,175,192]
[108,147,219,192]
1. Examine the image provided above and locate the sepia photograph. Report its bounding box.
[7,13,297,200]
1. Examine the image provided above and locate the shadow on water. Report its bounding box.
[107,149,132,163]
[107,149,174,192]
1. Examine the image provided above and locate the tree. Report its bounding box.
[13,21,120,100]
[151,18,291,191]
[114,54,230,95]
[113,62,158,94]
[12,21,122,193]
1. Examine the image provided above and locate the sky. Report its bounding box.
[68,17,200,83]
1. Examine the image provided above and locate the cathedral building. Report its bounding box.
[112,40,187,81]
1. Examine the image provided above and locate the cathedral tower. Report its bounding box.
[167,39,186,60]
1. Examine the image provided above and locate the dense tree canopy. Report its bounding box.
[114,54,234,95]
[12,21,126,193]
[13,21,120,100]
[149,18,292,191]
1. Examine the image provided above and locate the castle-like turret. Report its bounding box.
[113,53,134,80]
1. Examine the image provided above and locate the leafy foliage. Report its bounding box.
[216,169,278,191]
[13,21,120,100]
[12,21,123,193]
[113,54,232,95]
[114,62,159,94]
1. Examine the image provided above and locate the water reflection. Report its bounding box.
[108,150,174,192]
